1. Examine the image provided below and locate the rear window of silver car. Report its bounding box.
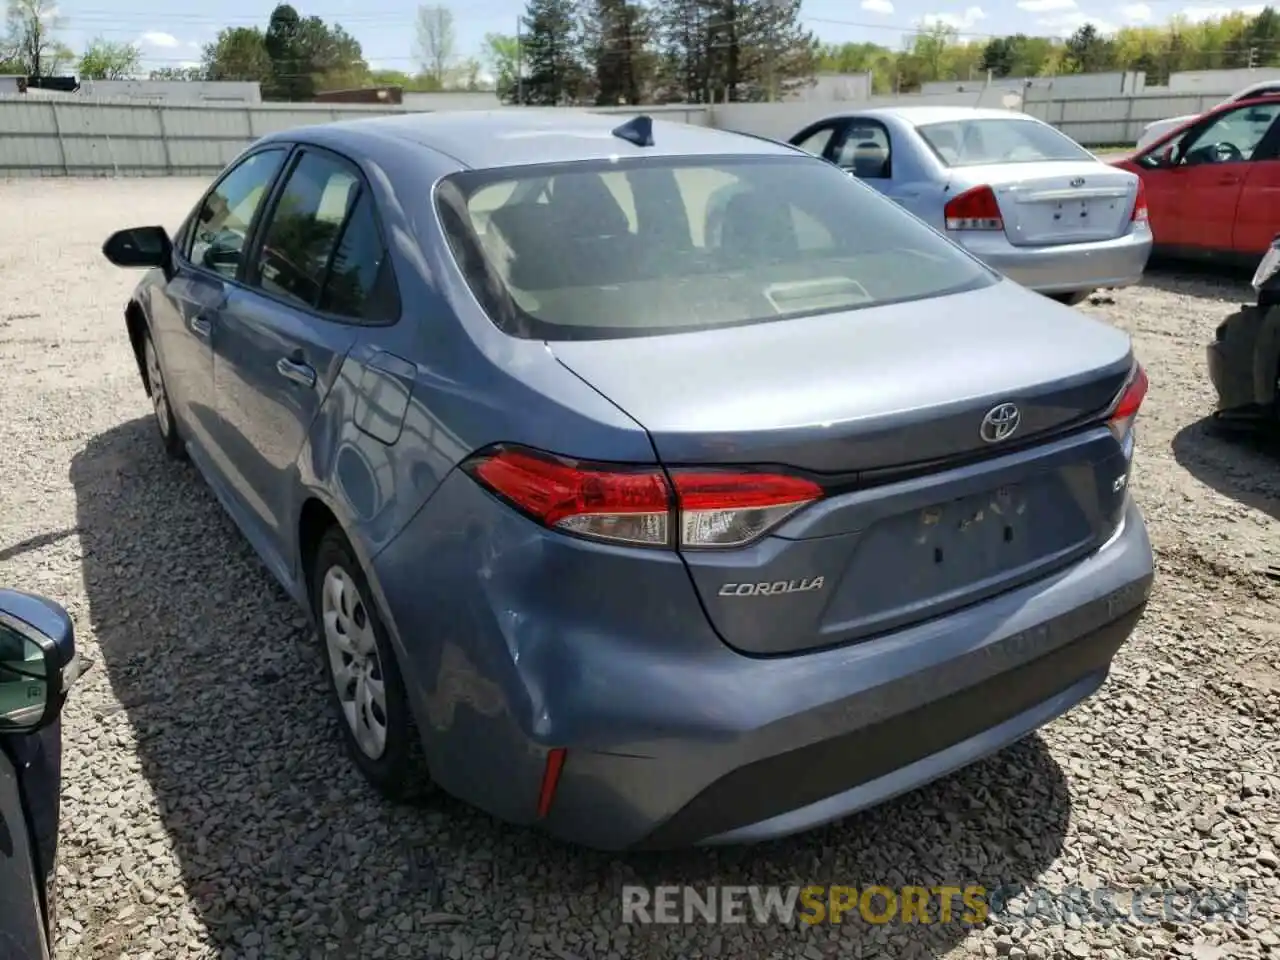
[434,155,996,341]
[918,119,1094,167]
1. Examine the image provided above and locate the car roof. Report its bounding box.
[284,109,803,170]
[814,105,1038,126]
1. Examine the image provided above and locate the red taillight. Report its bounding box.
[944,185,1003,231]
[1106,363,1148,442]
[1131,180,1149,224]
[464,446,824,549]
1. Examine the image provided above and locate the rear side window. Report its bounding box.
[435,155,994,341]
[318,192,400,322]
[917,119,1093,167]
[252,151,358,308]
[250,149,398,322]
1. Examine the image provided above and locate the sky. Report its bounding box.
[50,0,1275,75]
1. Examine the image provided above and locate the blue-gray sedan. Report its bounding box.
[789,106,1153,305]
[101,110,1154,850]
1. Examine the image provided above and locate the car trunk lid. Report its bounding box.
[549,280,1138,656]
[954,162,1137,247]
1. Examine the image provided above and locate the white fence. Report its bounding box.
[0,98,712,177]
[0,81,1241,176]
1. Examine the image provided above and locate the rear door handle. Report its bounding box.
[276,356,316,388]
[189,315,212,338]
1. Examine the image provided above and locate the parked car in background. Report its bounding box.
[1,589,81,960]
[1112,96,1280,263]
[102,110,1154,851]
[1136,78,1280,153]
[789,106,1151,306]
[1206,232,1280,426]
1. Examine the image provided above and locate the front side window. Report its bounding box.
[917,119,1093,167]
[187,148,286,278]
[435,155,995,341]
[251,150,360,309]
[1177,102,1280,165]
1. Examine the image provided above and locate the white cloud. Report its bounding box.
[1120,2,1153,20]
[139,31,180,49]
[861,0,895,12]
[919,5,987,29]
[1038,10,1118,34]
[1017,0,1075,11]
[1179,3,1263,20]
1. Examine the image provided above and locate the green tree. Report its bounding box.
[519,0,584,105]
[79,37,141,79]
[150,65,204,81]
[1065,23,1115,73]
[202,26,273,84]
[484,32,521,101]
[583,0,654,104]
[415,5,456,85]
[2,0,72,76]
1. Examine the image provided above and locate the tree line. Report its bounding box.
[818,9,1280,95]
[5,0,1280,100]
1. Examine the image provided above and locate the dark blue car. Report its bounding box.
[0,590,80,959]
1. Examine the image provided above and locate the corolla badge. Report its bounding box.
[719,577,825,597]
[979,402,1021,444]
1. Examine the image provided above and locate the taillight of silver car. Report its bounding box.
[463,445,824,549]
[1105,362,1149,453]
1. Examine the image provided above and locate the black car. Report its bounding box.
[1208,233,1280,426]
[0,590,81,960]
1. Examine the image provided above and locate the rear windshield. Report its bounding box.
[434,155,995,341]
[918,118,1093,167]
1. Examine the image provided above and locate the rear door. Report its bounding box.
[212,146,394,564]
[0,740,50,959]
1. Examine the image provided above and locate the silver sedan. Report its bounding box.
[789,106,1152,305]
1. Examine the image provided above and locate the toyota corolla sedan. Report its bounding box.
[789,106,1152,306]
[101,110,1154,851]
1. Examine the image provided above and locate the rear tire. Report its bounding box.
[310,526,430,802]
[141,329,185,460]
[1048,290,1092,307]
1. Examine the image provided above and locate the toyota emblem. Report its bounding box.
[980,402,1021,443]
[1070,177,1086,187]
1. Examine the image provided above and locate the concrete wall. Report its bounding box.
[401,91,503,111]
[75,80,263,104]
[0,97,710,177]
[1022,89,1225,145]
[1167,67,1280,93]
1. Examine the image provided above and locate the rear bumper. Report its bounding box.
[958,227,1152,295]
[373,476,1153,851]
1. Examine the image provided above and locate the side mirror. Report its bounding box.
[0,590,80,734]
[102,226,172,270]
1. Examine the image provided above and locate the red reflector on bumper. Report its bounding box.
[537,747,567,819]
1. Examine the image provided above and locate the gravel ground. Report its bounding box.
[0,178,1277,960]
